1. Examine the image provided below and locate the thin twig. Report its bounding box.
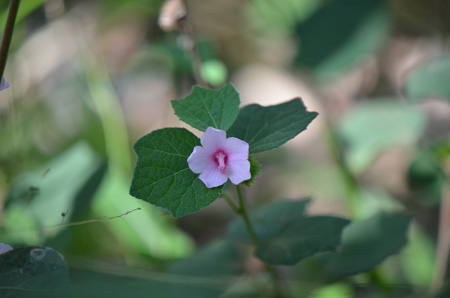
[39,207,142,229]
[0,0,21,79]
[1,208,142,233]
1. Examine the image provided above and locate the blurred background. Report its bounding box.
[0,0,450,297]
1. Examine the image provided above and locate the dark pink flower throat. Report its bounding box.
[213,150,228,174]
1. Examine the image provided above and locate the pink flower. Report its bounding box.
[0,77,9,91]
[188,127,251,188]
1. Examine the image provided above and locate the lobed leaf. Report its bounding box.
[228,98,318,153]
[256,216,350,265]
[228,199,350,265]
[130,128,223,218]
[171,83,240,132]
[229,199,311,240]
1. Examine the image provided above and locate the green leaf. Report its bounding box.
[71,240,241,298]
[228,199,350,265]
[6,142,101,237]
[0,0,47,25]
[408,150,445,206]
[228,199,311,240]
[171,83,240,132]
[165,240,242,298]
[130,128,223,218]
[228,98,318,154]
[256,216,350,265]
[400,224,435,288]
[405,55,450,101]
[337,99,426,173]
[0,246,70,297]
[316,213,411,280]
[293,0,390,80]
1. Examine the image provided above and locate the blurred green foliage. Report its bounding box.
[1,0,450,297]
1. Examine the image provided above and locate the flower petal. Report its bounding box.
[201,127,226,151]
[227,159,251,185]
[199,163,228,188]
[0,243,13,254]
[187,146,211,173]
[0,77,9,91]
[225,137,249,160]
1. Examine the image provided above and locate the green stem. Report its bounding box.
[430,156,450,295]
[0,0,21,79]
[235,185,259,247]
[234,185,286,298]
[222,192,240,214]
[322,122,361,219]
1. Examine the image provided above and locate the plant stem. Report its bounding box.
[0,0,21,79]
[234,185,286,298]
[222,192,240,214]
[235,185,259,247]
[430,156,450,295]
[322,122,362,219]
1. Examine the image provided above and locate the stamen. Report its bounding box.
[216,151,227,173]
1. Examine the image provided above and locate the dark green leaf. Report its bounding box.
[130,128,223,217]
[293,0,390,80]
[408,150,445,206]
[229,199,350,265]
[0,246,70,298]
[405,55,450,101]
[228,98,318,153]
[171,83,240,132]
[228,199,311,240]
[70,240,241,298]
[166,240,241,298]
[317,213,411,280]
[256,216,350,265]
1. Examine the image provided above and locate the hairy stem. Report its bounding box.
[0,0,21,79]
[235,185,286,298]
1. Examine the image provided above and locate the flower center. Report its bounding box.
[214,150,228,174]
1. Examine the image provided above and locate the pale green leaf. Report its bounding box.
[405,55,450,101]
[338,100,426,173]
